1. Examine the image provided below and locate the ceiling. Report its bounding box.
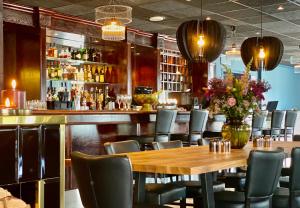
[4,0,300,65]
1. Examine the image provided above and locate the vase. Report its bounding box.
[221,121,251,149]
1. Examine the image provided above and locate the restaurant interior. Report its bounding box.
[0,0,300,208]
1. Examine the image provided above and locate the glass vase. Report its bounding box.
[221,121,251,149]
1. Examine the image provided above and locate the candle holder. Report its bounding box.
[0,109,17,116]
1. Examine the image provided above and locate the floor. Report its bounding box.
[65,189,194,208]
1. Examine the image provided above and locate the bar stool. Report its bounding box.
[104,140,186,207]
[135,109,177,150]
[71,152,172,208]
[188,109,209,145]
[263,110,285,140]
[251,112,267,138]
[282,110,298,141]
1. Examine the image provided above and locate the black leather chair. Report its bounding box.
[251,112,267,137]
[273,147,300,208]
[104,140,186,207]
[214,149,285,208]
[282,110,298,141]
[263,110,285,140]
[188,109,209,145]
[153,140,225,208]
[135,109,177,149]
[71,151,171,208]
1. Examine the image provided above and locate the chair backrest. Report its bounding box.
[245,149,284,203]
[155,109,177,142]
[189,109,209,134]
[71,152,133,208]
[252,113,266,129]
[271,110,285,129]
[104,140,140,154]
[285,110,298,128]
[289,147,300,207]
[152,140,183,150]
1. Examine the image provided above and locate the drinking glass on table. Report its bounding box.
[126,95,132,110]
[120,94,125,110]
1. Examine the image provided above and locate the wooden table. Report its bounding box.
[125,141,300,208]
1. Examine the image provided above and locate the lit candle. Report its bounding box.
[12,80,16,90]
[5,98,10,108]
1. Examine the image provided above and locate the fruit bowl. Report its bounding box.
[133,93,159,110]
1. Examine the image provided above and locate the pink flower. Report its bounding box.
[227,97,236,107]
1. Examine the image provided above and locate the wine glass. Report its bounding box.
[120,94,125,110]
[126,95,132,110]
[116,94,121,110]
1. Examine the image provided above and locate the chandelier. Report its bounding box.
[95,2,132,41]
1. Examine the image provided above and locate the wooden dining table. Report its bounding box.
[125,141,300,208]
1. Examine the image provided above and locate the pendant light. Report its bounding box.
[197,0,205,58]
[95,0,132,41]
[240,0,283,71]
[225,26,241,57]
[258,0,266,70]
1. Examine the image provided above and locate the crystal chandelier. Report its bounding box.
[95,2,132,41]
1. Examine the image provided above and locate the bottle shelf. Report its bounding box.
[159,49,191,93]
[46,57,110,66]
[46,79,110,85]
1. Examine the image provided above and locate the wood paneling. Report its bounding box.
[191,62,208,99]
[131,44,159,92]
[4,22,41,99]
[0,0,3,90]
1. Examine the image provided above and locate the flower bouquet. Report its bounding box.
[204,60,271,148]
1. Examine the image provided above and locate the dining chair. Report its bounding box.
[282,110,298,141]
[104,140,186,207]
[273,147,300,208]
[214,149,285,208]
[251,112,267,137]
[153,140,225,208]
[188,109,209,145]
[263,110,285,140]
[71,151,172,208]
[135,109,177,149]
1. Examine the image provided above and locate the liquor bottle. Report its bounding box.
[87,65,92,82]
[48,43,54,57]
[83,65,88,81]
[75,49,82,60]
[71,50,76,60]
[99,66,105,83]
[53,44,58,58]
[78,68,84,81]
[82,48,89,61]
[95,68,100,83]
[57,64,63,79]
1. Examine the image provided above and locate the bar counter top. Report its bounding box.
[31,109,190,115]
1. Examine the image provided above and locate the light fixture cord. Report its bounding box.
[260,0,262,38]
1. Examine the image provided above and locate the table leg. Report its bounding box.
[135,172,146,203]
[200,172,215,208]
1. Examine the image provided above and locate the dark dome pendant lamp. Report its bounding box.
[240,0,284,74]
[176,0,226,63]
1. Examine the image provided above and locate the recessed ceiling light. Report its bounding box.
[186,0,192,1]
[206,17,211,20]
[277,5,284,10]
[256,32,260,35]
[149,16,165,22]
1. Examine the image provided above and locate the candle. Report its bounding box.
[5,98,10,108]
[0,79,26,109]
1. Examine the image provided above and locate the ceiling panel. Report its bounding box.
[3,0,300,65]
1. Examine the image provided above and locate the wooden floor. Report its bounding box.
[65,189,194,208]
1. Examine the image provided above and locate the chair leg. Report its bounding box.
[193,197,202,208]
[179,198,186,208]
